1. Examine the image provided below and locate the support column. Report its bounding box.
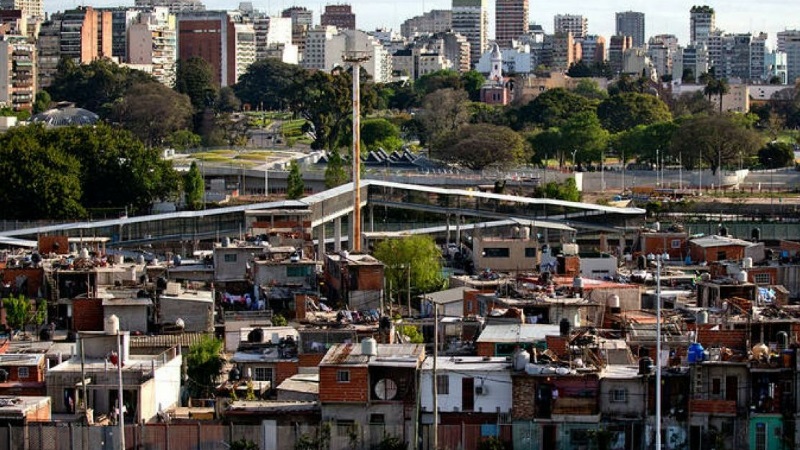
[316,224,326,261]
[335,217,343,252]
[455,215,461,246]
[370,205,375,233]
[445,215,451,248]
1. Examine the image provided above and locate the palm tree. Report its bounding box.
[703,77,730,113]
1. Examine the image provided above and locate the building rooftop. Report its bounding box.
[475,324,561,343]
[320,343,424,368]
[0,396,50,419]
[421,356,511,372]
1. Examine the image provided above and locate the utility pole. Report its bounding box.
[432,304,438,450]
[344,50,370,253]
[655,256,662,450]
[117,332,125,450]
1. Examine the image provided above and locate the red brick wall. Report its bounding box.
[546,335,568,357]
[298,353,324,368]
[295,294,307,320]
[748,267,777,286]
[5,363,43,382]
[319,366,368,403]
[511,376,536,419]
[476,342,494,357]
[178,19,225,86]
[37,236,69,255]
[25,402,51,422]
[0,341,9,355]
[689,399,736,415]
[464,290,491,317]
[696,328,747,350]
[690,244,745,264]
[780,240,800,256]
[356,267,384,291]
[2,268,44,299]
[71,298,104,331]
[275,360,298,387]
[642,235,687,259]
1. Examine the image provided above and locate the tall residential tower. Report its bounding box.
[452,0,487,68]
[495,0,528,49]
[615,11,645,48]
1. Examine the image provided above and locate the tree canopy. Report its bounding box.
[233,58,307,111]
[372,235,445,298]
[2,295,46,334]
[670,114,764,173]
[758,141,795,168]
[433,123,528,170]
[286,160,305,199]
[361,118,403,151]
[513,88,595,130]
[176,57,218,113]
[183,161,204,210]
[597,92,672,133]
[111,82,193,147]
[186,336,224,398]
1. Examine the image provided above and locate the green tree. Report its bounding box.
[324,149,349,189]
[215,87,241,113]
[296,70,357,151]
[186,336,224,398]
[468,102,509,126]
[417,88,470,149]
[415,69,462,96]
[286,160,305,199]
[573,79,609,101]
[48,58,156,116]
[166,130,202,151]
[670,114,763,174]
[433,123,528,170]
[361,118,403,151]
[669,91,714,117]
[527,127,565,167]
[596,92,672,133]
[234,58,308,111]
[560,111,609,165]
[704,77,730,113]
[230,439,258,450]
[33,90,51,114]
[758,141,794,168]
[3,295,46,334]
[460,70,486,101]
[534,178,581,202]
[0,125,85,219]
[111,82,193,147]
[567,60,593,78]
[512,88,595,130]
[373,235,445,299]
[183,161,205,210]
[397,324,424,343]
[612,121,679,164]
[175,57,218,113]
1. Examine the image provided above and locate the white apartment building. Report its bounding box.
[233,22,256,84]
[452,0,487,68]
[127,7,177,86]
[0,35,36,111]
[254,16,292,61]
[302,27,391,83]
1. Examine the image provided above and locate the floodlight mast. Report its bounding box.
[343,51,370,253]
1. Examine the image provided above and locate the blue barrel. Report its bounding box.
[687,342,705,363]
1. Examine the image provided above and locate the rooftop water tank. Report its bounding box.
[743,257,753,269]
[79,248,89,259]
[638,357,653,375]
[607,295,620,309]
[777,331,789,350]
[752,343,769,359]
[687,342,705,364]
[105,314,120,335]
[362,337,378,357]
[514,349,530,371]
[559,318,571,337]
[697,310,709,325]
[736,271,748,283]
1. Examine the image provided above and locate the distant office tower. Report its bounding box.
[400,10,452,39]
[648,34,678,78]
[495,0,528,48]
[254,16,292,61]
[615,11,644,48]
[321,4,355,30]
[0,0,42,20]
[128,8,177,86]
[690,5,715,45]
[134,0,204,14]
[282,6,313,57]
[777,30,800,84]
[97,8,141,62]
[452,0,487,68]
[608,35,631,74]
[302,27,391,82]
[0,35,36,111]
[550,31,575,70]
[678,43,710,82]
[61,7,113,62]
[177,11,255,87]
[554,14,586,41]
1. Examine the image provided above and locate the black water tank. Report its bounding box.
[247,328,264,343]
[229,366,241,381]
[39,328,52,341]
[752,227,761,241]
[719,225,728,237]
[559,318,571,337]
[540,271,550,284]
[637,255,647,270]
[638,357,653,375]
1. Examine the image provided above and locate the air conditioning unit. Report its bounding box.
[475,385,487,395]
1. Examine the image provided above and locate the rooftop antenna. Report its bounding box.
[343,47,370,253]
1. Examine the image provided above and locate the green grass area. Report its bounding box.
[236,152,273,161]
[281,119,307,138]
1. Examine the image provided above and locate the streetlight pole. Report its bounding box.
[600,147,605,192]
[572,149,578,171]
[769,158,774,215]
[656,148,660,187]
[621,148,625,193]
[655,256,663,450]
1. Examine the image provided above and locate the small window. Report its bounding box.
[610,388,627,403]
[712,378,721,395]
[436,375,449,395]
[253,367,273,382]
[17,367,28,379]
[753,273,771,285]
[671,239,682,249]
[337,370,350,383]
[223,254,237,263]
[482,248,510,258]
[716,251,727,261]
[369,414,385,424]
[336,420,356,436]
[525,247,537,258]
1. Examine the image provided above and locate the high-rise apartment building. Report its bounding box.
[400,10,451,40]
[452,0,487,68]
[648,34,678,78]
[777,30,800,84]
[128,7,177,86]
[134,0,204,15]
[608,35,631,74]
[281,6,312,58]
[253,16,292,61]
[615,11,644,48]
[301,26,391,82]
[177,11,254,87]
[553,14,587,40]
[0,0,42,20]
[320,4,355,30]
[0,35,36,111]
[60,7,113,63]
[97,7,141,62]
[580,35,605,66]
[495,0,528,49]
[690,5,715,46]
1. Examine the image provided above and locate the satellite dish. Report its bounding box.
[374,378,397,400]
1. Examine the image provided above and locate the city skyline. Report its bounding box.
[46,0,800,48]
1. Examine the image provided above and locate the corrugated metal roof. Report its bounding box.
[475,324,560,343]
[320,343,424,367]
[424,287,470,305]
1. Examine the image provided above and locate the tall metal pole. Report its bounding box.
[117,332,125,450]
[655,257,662,450]
[432,305,438,450]
[264,157,268,198]
[621,148,625,192]
[344,54,369,253]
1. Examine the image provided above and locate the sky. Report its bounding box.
[49,0,800,48]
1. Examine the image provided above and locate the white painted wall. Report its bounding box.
[420,364,512,414]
